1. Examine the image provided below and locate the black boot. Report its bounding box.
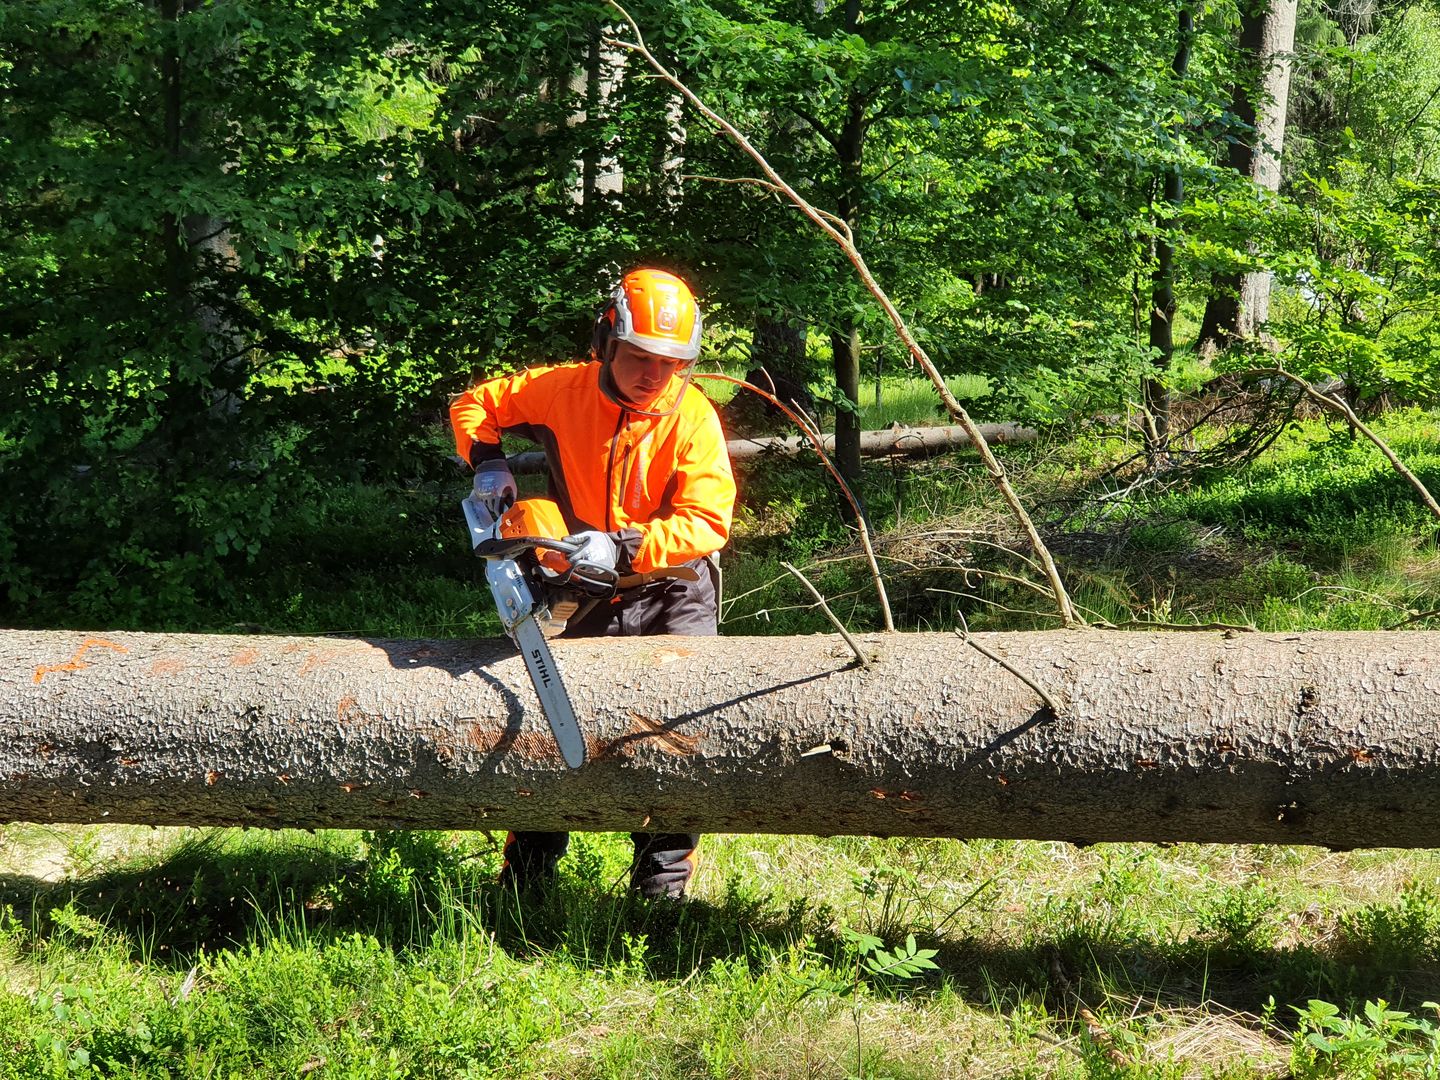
[498,831,569,892]
[629,833,700,899]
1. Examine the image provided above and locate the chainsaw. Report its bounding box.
[463,494,705,768]
[461,495,604,768]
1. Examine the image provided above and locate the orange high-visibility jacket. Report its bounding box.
[450,362,735,574]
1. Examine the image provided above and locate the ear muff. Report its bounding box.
[590,287,627,363]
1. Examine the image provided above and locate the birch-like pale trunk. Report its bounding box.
[5,629,1440,850]
[1197,0,1299,350]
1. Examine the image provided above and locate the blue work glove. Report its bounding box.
[472,459,517,518]
[562,530,620,578]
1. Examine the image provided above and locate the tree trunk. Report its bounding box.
[828,0,866,492]
[753,316,809,388]
[1144,8,1193,465]
[506,423,1039,474]
[156,0,243,434]
[658,88,686,216]
[1197,0,1299,353]
[5,629,1440,850]
[575,23,625,208]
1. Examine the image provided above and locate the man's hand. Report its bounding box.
[562,530,620,579]
[472,459,517,517]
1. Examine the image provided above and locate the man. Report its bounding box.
[449,267,736,899]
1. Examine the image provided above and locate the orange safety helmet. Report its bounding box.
[591,268,703,364]
[499,497,573,574]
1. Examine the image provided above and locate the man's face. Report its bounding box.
[609,341,686,408]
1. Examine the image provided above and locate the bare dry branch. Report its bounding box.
[1389,608,1440,629]
[1248,367,1440,523]
[782,562,872,668]
[954,615,1064,718]
[698,372,894,631]
[603,0,1081,629]
[1048,950,1133,1070]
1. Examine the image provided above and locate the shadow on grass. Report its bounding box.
[0,830,357,965]
[6,830,1440,1028]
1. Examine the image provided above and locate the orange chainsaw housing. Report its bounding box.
[499,498,573,574]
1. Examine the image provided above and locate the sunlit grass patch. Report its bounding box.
[7,829,1440,1075]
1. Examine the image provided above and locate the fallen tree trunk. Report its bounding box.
[509,422,1038,473]
[3,628,1438,849]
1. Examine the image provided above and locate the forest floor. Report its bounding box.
[3,402,1440,1077]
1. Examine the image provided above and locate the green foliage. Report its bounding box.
[1340,885,1440,970]
[1291,998,1440,1078]
[1265,172,1440,407]
[843,927,939,989]
[6,0,1437,623]
[1198,879,1281,956]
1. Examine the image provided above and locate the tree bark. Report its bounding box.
[506,423,1040,474]
[156,0,244,434]
[658,88,686,216]
[828,0,866,491]
[5,628,1440,850]
[753,316,810,388]
[587,24,626,204]
[1144,8,1193,465]
[1197,0,1298,352]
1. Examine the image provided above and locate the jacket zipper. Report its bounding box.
[604,408,627,532]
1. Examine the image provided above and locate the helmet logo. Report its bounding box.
[656,303,679,332]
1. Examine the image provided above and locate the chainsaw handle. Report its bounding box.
[472,531,621,597]
[471,534,582,561]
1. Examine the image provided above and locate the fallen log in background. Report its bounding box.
[2,628,1438,849]
[509,423,1038,473]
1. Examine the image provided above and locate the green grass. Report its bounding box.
[855,373,991,430]
[697,365,989,429]
[7,827,1440,1076]
[715,405,1440,637]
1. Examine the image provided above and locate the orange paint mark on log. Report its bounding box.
[149,658,185,677]
[32,638,129,684]
[232,648,259,666]
[516,732,563,761]
[206,770,221,786]
[466,725,502,753]
[336,695,362,722]
[891,791,924,814]
[297,647,371,676]
[460,726,563,762]
[650,646,696,665]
